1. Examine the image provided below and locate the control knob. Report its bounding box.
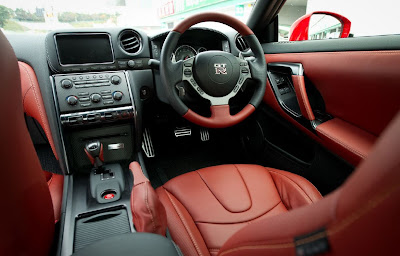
[61,79,73,89]
[112,91,123,101]
[127,60,135,68]
[111,75,121,85]
[90,93,102,103]
[66,96,78,105]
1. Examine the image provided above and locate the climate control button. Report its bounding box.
[66,95,78,105]
[112,91,123,101]
[90,93,102,103]
[111,75,121,85]
[61,79,73,89]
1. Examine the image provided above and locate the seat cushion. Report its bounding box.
[156,164,322,256]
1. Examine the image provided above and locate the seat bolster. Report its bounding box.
[156,187,211,256]
[45,171,64,223]
[130,162,167,236]
[268,169,322,210]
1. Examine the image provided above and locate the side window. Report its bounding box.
[279,0,400,41]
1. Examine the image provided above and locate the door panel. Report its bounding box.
[265,51,400,136]
[262,44,400,166]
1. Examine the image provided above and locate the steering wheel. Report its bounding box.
[160,12,266,128]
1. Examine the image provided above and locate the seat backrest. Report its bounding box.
[0,31,55,255]
[219,111,400,256]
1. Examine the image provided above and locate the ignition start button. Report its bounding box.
[103,193,115,200]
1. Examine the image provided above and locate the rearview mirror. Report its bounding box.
[289,11,351,41]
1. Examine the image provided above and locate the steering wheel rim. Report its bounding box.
[160,12,266,128]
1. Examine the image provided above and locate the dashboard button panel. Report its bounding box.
[54,71,132,113]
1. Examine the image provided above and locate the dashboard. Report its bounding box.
[5,25,243,174]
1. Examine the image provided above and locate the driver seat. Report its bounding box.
[132,111,400,256]
[155,165,322,256]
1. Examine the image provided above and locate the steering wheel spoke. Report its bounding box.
[182,56,252,106]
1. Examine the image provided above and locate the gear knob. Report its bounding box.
[84,140,104,168]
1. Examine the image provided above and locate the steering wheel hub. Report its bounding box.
[193,51,240,97]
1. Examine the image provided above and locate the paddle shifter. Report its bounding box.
[84,140,104,170]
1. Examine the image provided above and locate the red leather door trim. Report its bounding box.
[19,61,58,159]
[264,51,400,166]
[265,51,400,136]
[292,75,315,121]
[316,118,376,166]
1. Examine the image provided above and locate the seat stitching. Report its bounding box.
[196,170,245,213]
[47,174,54,187]
[195,200,285,225]
[131,186,142,231]
[316,126,366,158]
[163,188,204,256]
[144,182,157,233]
[232,164,253,210]
[219,180,400,256]
[268,169,314,203]
[22,87,33,108]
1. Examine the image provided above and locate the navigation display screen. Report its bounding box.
[56,33,114,65]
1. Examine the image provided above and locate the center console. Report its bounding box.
[46,29,157,256]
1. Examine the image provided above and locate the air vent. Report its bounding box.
[119,30,142,54]
[235,35,250,52]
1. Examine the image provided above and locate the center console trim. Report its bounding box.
[51,70,137,175]
[59,106,134,126]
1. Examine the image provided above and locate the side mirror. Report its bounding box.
[289,11,351,41]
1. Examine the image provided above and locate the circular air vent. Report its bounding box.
[235,34,250,52]
[119,30,142,54]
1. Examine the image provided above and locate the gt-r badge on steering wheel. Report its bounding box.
[214,63,228,75]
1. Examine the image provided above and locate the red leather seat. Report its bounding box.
[19,61,64,223]
[155,165,322,256]
[1,31,55,255]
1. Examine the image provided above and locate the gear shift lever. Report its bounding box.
[84,140,104,169]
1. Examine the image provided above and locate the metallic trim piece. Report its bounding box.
[108,143,125,150]
[59,106,134,126]
[268,62,304,76]
[123,71,138,131]
[174,127,192,137]
[181,55,252,106]
[200,128,210,142]
[311,119,322,130]
[50,76,71,174]
[142,128,155,158]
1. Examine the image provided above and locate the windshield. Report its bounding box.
[0,0,256,35]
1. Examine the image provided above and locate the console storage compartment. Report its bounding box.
[73,233,181,256]
[74,206,131,252]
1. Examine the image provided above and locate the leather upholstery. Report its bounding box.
[292,75,315,121]
[19,61,58,159]
[45,171,64,222]
[183,104,255,129]
[265,51,400,136]
[130,162,167,236]
[173,12,253,36]
[19,61,64,222]
[0,31,55,255]
[316,118,376,166]
[218,112,400,256]
[156,165,322,256]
